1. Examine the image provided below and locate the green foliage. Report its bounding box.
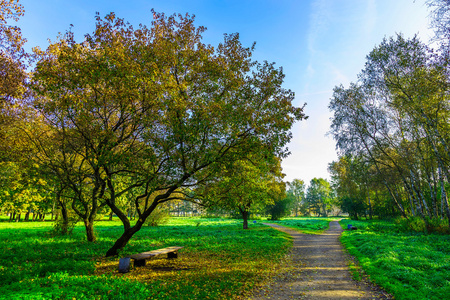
[51,211,80,235]
[340,219,450,300]
[395,217,450,234]
[286,179,306,216]
[144,206,170,227]
[0,218,291,299]
[305,178,334,217]
[340,196,367,220]
[266,196,292,220]
[29,9,305,254]
[329,32,450,225]
[195,156,286,229]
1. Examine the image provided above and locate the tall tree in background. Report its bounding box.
[306,178,332,217]
[287,179,306,216]
[329,155,372,220]
[31,12,305,256]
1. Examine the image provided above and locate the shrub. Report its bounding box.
[145,206,170,226]
[51,211,80,235]
[425,217,450,234]
[395,217,449,234]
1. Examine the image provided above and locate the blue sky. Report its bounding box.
[15,0,434,186]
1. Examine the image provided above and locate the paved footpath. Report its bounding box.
[250,221,390,300]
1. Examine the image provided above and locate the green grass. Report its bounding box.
[270,217,336,234]
[0,217,291,300]
[340,219,450,300]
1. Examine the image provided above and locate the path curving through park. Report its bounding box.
[251,221,391,299]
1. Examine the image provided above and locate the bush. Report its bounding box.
[394,217,450,234]
[426,217,450,234]
[51,211,80,235]
[145,206,170,226]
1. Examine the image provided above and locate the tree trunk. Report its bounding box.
[60,204,69,235]
[106,221,144,257]
[51,201,56,221]
[409,194,416,216]
[83,219,96,242]
[367,190,373,220]
[109,211,113,221]
[239,207,249,230]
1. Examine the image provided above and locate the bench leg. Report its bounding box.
[118,257,131,273]
[134,259,146,267]
[167,251,178,259]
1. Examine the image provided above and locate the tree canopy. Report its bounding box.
[27,11,305,255]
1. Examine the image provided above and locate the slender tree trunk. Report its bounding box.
[51,201,56,221]
[369,154,407,218]
[403,178,424,219]
[409,171,431,218]
[83,219,96,242]
[322,203,328,217]
[367,190,373,220]
[437,166,450,229]
[240,209,249,230]
[428,180,438,218]
[60,205,69,235]
[409,194,416,216]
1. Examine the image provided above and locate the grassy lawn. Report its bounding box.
[0,217,291,300]
[340,219,450,300]
[270,217,337,234]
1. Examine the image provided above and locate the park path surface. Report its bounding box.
[250,221,391,300]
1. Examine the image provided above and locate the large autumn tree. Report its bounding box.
[31,12,305,256]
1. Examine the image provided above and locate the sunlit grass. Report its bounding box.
[270,217,337,234]
[0,217,291,299]
[340,219,450,300]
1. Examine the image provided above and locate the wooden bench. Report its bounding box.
[118,246,183,273]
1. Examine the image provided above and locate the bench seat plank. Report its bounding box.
[128,246,183,260]
[119,246,184,272]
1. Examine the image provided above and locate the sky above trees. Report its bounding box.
[15,0,434,185]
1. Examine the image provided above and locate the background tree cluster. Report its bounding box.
[328,0,450,229]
